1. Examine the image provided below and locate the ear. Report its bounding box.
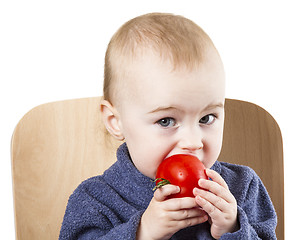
[100,100,124,141]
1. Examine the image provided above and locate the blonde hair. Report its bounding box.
[104,12,216,103]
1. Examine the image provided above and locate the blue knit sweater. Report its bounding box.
[59,143,277,239]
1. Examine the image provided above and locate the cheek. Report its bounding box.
[126,132,173,179]
[130,147,165,179]
[203,127,224,168]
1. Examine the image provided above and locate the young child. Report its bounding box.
[59,13,277,239]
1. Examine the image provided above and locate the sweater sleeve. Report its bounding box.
[220,167,277,240]
[75,212,143,240]
[59,180,143,240]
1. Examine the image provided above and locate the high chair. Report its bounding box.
[11,97,284,239]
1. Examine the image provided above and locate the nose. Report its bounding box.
[177,127,203,152]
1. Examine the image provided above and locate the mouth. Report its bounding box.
[165,153,202,162]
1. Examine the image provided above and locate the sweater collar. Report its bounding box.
[211,160,222,173]
[114,143,155,209]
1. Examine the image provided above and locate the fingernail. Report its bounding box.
[202,214,209,222]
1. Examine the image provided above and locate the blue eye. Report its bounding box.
[157,118,176,128]
[199,114,216,125]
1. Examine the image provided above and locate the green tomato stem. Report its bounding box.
[152,178,171,191]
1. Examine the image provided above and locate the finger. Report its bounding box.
[194,187,228,211]
[164,197,199,211]
[195,195,222,220]
[197,178,235,204]
[176,214,209,230]
[154,184,180,201]
[170,207,207,221]
[205,169,229,190]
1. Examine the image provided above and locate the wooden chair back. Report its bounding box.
[11,97,284,239]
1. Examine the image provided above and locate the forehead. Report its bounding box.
[116,48,225,110]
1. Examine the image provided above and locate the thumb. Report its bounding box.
[154,184,180,201]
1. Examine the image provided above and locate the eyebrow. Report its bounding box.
[203,102,224,112]
[148,106,179,114]
[148,102,224,114]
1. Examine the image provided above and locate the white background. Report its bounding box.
[1,0,293,238]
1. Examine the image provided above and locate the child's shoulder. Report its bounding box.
[219,160,256,173]
[70,162,118,200]
[216,160,257,177]
[214,160,261,190]
[70,174,107,199]
[213,161,267,204]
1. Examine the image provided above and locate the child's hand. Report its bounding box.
[194,169,239,239]
[137,184,208,240]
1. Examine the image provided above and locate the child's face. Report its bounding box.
[113,48,225,179]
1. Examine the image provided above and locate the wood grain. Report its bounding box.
[219,99,284,239]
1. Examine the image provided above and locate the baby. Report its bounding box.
[59,13,277,239]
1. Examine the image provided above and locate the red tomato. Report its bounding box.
[154,154,208,198]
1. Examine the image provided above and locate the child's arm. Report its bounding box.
[59,187,143,240]
[59,177,147,240]
[137,184,208,240]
